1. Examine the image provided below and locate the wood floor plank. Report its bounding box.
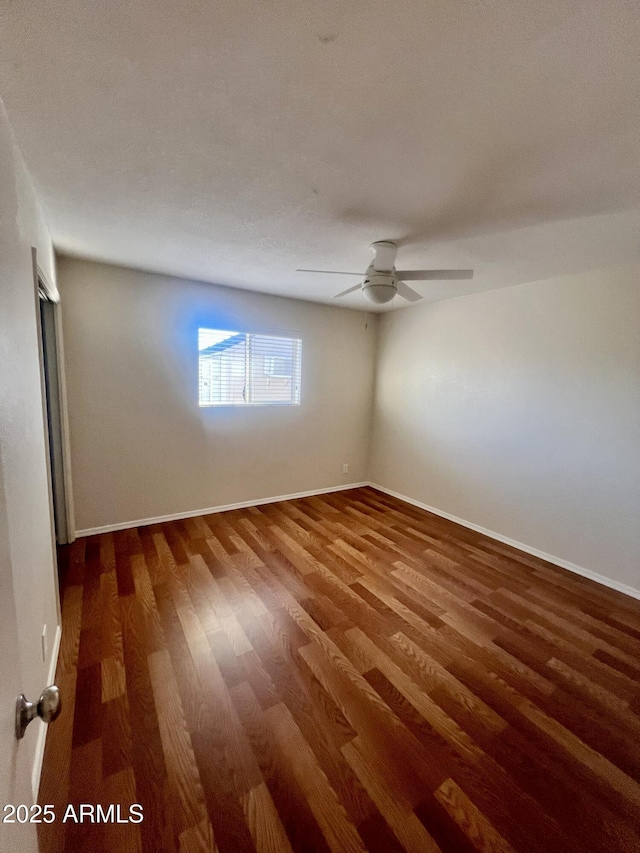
[229,680,332,853]
[147,648,209,834]
[344,627,485,765]
[102,767,144,853]
[299,639,445,807]
[262,702,367,853]
[241,782,294,853]
[178,818,217,853]
[434,777,516,853]
[42,487,640,852]
[341,737,441,853]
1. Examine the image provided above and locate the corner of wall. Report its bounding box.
[364,310,381,482]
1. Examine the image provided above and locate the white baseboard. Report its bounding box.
[367,482,640,602]
[31,622,62,801]
[75,482,369,537]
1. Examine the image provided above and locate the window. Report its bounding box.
[198,328,302,406]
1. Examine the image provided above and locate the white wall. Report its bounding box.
[370,265,640,594]
[59,258,376,533]
[0,100,59,849]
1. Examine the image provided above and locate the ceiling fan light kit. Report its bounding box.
[297,241,473,305]
[362,274,398,304]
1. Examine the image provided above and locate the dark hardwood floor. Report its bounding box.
[39,486,640,852]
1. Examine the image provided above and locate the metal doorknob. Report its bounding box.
[15,685,61,740]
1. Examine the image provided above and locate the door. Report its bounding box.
[0,250,65,852]
[1,105,65,850]
[0,479,33,852]
[0,297,44,852]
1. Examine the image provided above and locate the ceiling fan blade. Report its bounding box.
[396,269,474,281]
[333,284,363,298]
[296,269,362,276]
[396,281,423,303]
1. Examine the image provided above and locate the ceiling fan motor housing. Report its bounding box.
[362,273,397,304]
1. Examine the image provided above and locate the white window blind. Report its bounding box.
[198,329,302,406]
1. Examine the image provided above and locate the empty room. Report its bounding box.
[1,1,639,852]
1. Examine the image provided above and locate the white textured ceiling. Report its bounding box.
[1,0,639,311]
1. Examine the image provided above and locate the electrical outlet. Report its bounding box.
[41,624,48,663]
[342,464,349,474]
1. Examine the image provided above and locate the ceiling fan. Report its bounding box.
[297,241,473,304]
